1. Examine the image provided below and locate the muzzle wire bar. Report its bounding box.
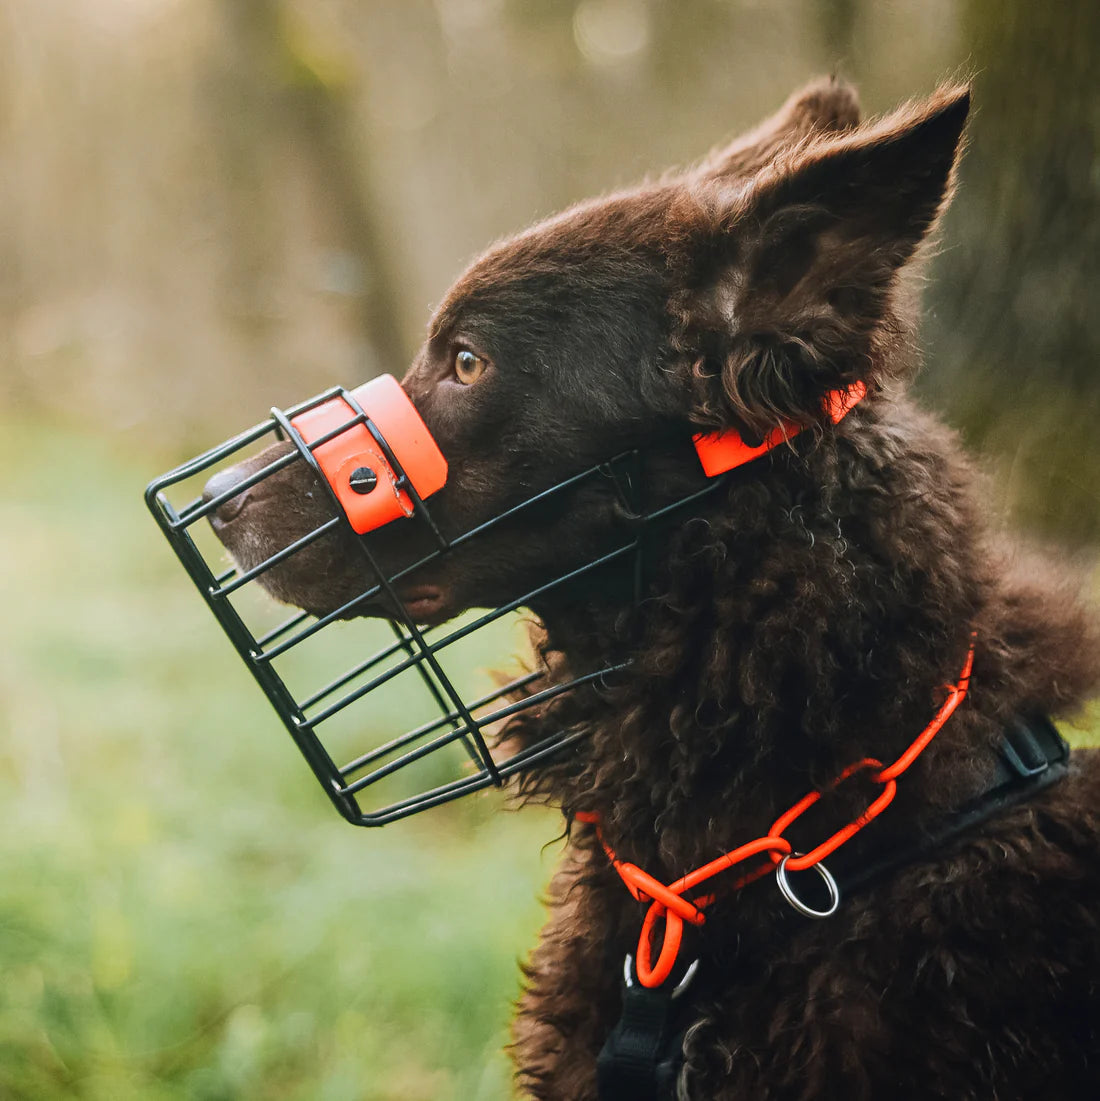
[146,382,723,825]
[339,663,629,797]
[337,669,544,778]
[384,619,487,772]
[214,517,343,598]
[268,402,504,788]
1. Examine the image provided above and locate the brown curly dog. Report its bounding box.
[208,78,1100,1099]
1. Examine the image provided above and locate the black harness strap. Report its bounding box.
[596,715,1072,1101]
[840,713,1071,895]
[596,975,686,1101]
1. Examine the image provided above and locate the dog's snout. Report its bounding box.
[203,467,252,524]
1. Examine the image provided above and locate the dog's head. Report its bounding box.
[205,79,969,629]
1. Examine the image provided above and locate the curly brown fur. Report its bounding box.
[206,79,1100,1099]
[507,397,1100,1100]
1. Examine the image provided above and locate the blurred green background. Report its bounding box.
[1,1,1098,1099]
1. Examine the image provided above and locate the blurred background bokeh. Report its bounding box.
[1,1,1098,1098]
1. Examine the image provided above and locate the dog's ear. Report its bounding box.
[676,84,970,438]
[689,76,861,182]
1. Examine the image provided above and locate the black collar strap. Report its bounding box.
[595,714,1072,1101]
[836,712,1070,897]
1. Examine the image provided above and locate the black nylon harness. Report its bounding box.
[596,714,1072,1101]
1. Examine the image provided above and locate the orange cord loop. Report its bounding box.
[635,905,685,987]
[580,642,976,990]
[766,757,898,871]
[616,864,706,926]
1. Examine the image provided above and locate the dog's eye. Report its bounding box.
[453,349,487,386]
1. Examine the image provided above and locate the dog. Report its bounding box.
[204,78,1100,1099]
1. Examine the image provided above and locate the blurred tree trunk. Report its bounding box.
[938,0,1100,388]
[816,0,859,62]
[922,0,1100,543]
[218,0,409,374]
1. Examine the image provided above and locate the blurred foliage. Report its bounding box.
[1,1,1099,1097]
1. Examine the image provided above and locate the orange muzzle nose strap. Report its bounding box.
[289,374,448,535]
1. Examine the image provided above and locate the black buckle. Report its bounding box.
[1000,715,1070,780]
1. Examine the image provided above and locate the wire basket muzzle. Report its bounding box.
[145,376,642,825]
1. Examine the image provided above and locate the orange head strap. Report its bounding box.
[692,381,868,477]
[291,374,867,536]
[290,374,448,535]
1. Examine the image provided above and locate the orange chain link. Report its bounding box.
[577,641,975,988]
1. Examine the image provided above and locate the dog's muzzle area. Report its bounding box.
[198,441,389,619]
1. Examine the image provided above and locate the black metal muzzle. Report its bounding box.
[144,375,724,825]
[145,375,864,826]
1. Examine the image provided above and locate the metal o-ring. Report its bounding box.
[623,954,700,1000]
[775,854,840,919]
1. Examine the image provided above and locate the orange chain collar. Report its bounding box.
[576,641,976,988]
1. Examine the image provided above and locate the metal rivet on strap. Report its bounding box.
[348,466,378,494]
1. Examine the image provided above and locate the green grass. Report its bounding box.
[0,417,1096,1100]
[0,418,562,1100]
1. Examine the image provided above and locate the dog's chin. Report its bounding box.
[292,583,454,627]
[393,584,451,627]
[223,544,456,626]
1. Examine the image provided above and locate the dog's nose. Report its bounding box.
[203,466,252,524]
